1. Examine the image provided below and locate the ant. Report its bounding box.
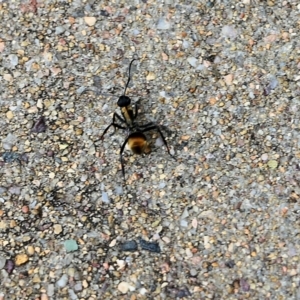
[100,58,175,180]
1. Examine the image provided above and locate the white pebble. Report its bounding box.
[159,182,166,189]
[268,75,278,89]
[221,25,237,39]
[8,186,21,195]
[249,91,255,99]
[2,133,17,150]
[55,26,65,35]
[0,186,7,195]
[181,207,189,219]
[68,289,78,300]
[81,174,88,182]
[102,104,109,112]
[76,86,86,94]
[157,18,171,30]
[102,191,110,204]
[182,40,190,49]
[115,186,123,195]
[155,137,164,147]
[24,59,34,72]
[139,287,148,295]
[118,281,130,294]
[74,282,82,291]
[9,54,18,67]
[56,274,68,288]
[180,219,188,227]
[47,284,55,296]
[196,64,206,71]
[159,91,166,97]
[84,16,97,26]
[187,57,198,67]
[132,29,140,35]
[0,256,6,269]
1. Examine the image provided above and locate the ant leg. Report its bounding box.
[98,120,126,145]
[141,125,176,159]
[120,137,130,180]
[113,112,126,124]
[100,123,126,140]
[99,112,127,140]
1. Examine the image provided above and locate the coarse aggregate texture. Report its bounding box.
[0,0,300,299]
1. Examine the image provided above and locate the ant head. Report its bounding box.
[117,95,131,107]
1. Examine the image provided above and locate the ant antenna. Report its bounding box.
[123,58,137,96]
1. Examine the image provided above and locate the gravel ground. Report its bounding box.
[0,0,300,299]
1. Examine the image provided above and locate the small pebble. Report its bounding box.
[6,111,14,120]
[3,73,13,81]
[41,294,48,300]
[187,57,198,67]
[64,240,78,252]
[74,282,83,292]
[47,284,55,296]
[0,256,6,269]
[54,224,63,235]
[176,286,192,298]
[225,260,235,268]
[22,205,29,213]
[155,137,164,147]
[84,16,96,26]
[224,74,234,85]
[55,26,65,35]
[221,25,237,39]
[26,245,35,256]
[268,160,278,169]
[2,133,17,150]
[9,54,18,67]
[56,274,68,288]
[15,254,29,266]
[102,191,110,203]
[146,72,156,81]
[31,116,47,133]
[157,18,171,30]
[68,289,78,300]
[118,281,130,294]
[5,259,15,274]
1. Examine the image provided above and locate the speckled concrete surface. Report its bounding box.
[0,1,300,299]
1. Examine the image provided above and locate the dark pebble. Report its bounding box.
[5,259,15,274]
[176,287,192,298]
[31,116,47,133]
[2,152,20,163]
[138,238,161,253]
[100,10,109,17]
[207,1,215,8]
[120,240,138,252]
[20,153,29,163]
[225,260,235,268]
[39,222,53,231]
[47,150,55,157]
[240,278,250,292]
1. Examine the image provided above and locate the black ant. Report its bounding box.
[100,58,175,180]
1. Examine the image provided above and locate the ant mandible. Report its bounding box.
[100,58,175,180]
